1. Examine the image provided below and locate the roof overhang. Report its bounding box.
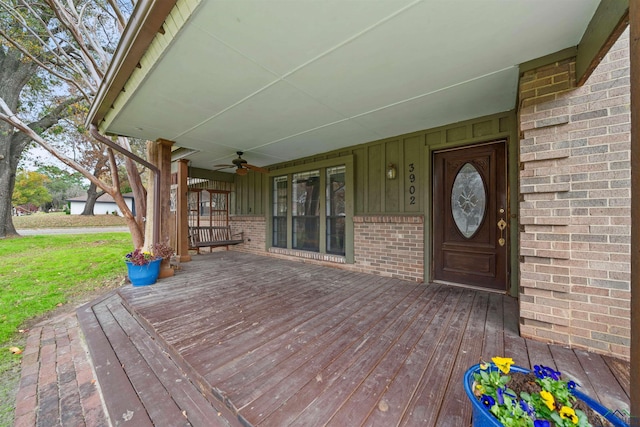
[89,0,628,170]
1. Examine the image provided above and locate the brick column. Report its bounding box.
[518,31,631,359]
[628,0,639,421]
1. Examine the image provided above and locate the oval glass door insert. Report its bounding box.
[451,163,486,238]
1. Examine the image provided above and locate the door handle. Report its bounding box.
[497,218,507,246]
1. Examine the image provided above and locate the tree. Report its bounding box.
[0,0,147,246]
[37,165,85,211]
[12,170,52,209]
[0,38,79,235]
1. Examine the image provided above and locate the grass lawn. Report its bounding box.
[0,226,133,426]
[13,211,127,229]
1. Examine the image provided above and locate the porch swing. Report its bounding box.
[187,189,244,252]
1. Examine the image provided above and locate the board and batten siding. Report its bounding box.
[229,111,517,286]
[264,112,515,217]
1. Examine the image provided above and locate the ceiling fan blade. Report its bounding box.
[245,164,269,174]
[212,164,236,173]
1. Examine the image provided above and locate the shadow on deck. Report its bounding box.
[78,252,630,427]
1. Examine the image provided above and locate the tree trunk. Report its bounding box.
[0,127,19,238]
[118,137,146,226]
[81,181,104,215]
[0,45,38,238]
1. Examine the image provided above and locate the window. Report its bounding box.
[271,161,349,258]
[326,166,346,255]
[292,170,320,251]
[272,176,288,248]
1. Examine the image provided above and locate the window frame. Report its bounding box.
[266,155,354,263]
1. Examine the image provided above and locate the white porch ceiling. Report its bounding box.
[105,0,600,170]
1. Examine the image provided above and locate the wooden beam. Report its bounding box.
[519,47,577,75]
[176,159,191,262]
[156,138,174,246]
[576,0,629,85]
[630,0,639,424]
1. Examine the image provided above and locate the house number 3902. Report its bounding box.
[408,163,416,205]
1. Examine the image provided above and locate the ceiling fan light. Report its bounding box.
[236,167,248,176]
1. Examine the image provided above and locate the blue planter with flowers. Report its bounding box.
[124,248,162,286]
[125,258,161,286]
[464,360,628,427]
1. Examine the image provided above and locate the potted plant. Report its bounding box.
[464,357,629,427]
[124,248,161,286]
[152,241,175,278]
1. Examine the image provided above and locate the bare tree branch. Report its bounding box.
[44,0,103,83]
[0,28,92,101]
[0,96,102,189]
[106,0,126,31]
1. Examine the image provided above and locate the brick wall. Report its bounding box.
[229,216,266,255]
[228,214,424,282]
[352,215,424,282]
[518,30,630,359]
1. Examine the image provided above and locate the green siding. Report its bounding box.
[261,112,516,216]
[367,144,383,212]
[385,140,400,212]
[404,136,422,213]
[232,111,518,289]
[233,172,266,215]
[354,147,366,213]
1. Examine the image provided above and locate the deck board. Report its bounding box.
[96,301,189,427]
[77,295,154,427]
[481,293,505,360]
[434,291,490,427]
[104,252,631,427]
[549,345,599,398]
[603,355,631,399]
[327,286,454,426]
[79,292,242,427]
[216,277,418,401]
[574,349,630,413]
[107,300,231,427]
[251,285,436,425]
[400,289,475,427]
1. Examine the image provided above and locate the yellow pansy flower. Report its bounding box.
[491,356,514,374]
[540,390,555,411]
[559,406,578,424]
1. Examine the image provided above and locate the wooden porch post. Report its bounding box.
[176,159,191,262]
[630,0,639,424]
[156,138,174,246]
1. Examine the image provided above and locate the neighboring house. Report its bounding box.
[67,193,135,216]
[87,0,632,365]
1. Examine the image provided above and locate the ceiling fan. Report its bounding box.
[213,151,269,175]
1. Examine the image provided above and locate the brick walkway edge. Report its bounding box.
[13,313,108,427]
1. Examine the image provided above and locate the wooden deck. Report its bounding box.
[79,252,630,427]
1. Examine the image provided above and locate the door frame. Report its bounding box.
[428,138,511,292]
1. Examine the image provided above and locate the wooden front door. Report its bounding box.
[433,141,507,291]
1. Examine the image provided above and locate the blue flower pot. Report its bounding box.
[463,363,628,427]
[125,258,161,286]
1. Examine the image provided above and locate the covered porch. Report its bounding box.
[76,252,630,426]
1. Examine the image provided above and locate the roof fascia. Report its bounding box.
[576,0,629,85]
[87,0,177,129]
